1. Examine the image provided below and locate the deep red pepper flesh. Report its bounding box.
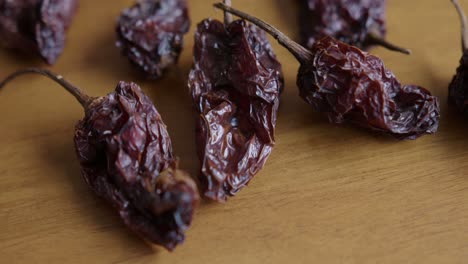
[0,69,199,251]
[188,2,283,202]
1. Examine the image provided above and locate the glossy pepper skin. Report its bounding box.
[0,0,78,64]
[188,19,283,202]
[299,0,386,50]
[116,0,190,79]
[215,3,440,140]
[298,37,439,139]
[0,69,199,250]
[75,81,199,250]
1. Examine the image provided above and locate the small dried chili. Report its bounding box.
[188,1,283,202]
[0,0,78,64]
[215,3,440,140]
[116,0,190,79]
[0,69,199,251]
[298,0,410,54]
[449,0,468,115]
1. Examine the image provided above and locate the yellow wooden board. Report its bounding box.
[1,0,468,263]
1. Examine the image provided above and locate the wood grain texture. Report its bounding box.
[1,0,468,263]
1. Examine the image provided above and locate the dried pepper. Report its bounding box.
[298,0,410,54]
[449,0,468,115]
[0,69,199,251]
[188,1,284,202]
[215,3,440,140]
[116,0,190,79]
[0,0,78,64]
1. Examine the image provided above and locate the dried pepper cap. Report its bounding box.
[215,3,440,140]
[188,1,283,202]
[0,0,78,64]
[298,0,410,55]
[448,0,468,115]
[0,69,199,251]
[116,0,190,79]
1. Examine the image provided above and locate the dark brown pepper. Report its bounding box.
[298,0,410,55]
[0,69,199,251]
[448,0,468,115]
[0,0,78,64]
[116,0,190,79]
[215,3,440,140]
[188,1,283,202]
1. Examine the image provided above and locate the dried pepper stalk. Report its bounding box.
[0,0,78,64]
[215,3,440,140]
[0,69,199,251]
[116,0,190,79]
[188,0,284,202]
[298,0,410,54]
[449,0,468,115]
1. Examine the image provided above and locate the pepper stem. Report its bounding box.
[223,0,233,24]
[0,68,92,108]
[366,33,411,55]
[214,2,313,63]
[451,0,468,51]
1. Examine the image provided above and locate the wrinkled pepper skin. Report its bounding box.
[74,82,199,250]
[188,19,283,202]
[449,52,468,115]
[116,0,190,79]
[0,0,78,64]
[298,37,440,139]
[299,0,386,50]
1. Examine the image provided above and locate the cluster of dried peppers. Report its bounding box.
[215,3,440,140]
[0,0,450,252]
[0,0,79,64]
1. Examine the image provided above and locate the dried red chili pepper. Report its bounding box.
[449,0,468,115]
[298,0,410,54]
[0,0,78,64]
[188,1,283,202]
[0,69,199,251]
[116,0,190,79]
[215,3,440,140]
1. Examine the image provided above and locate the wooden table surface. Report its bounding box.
[1,0,468,263]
